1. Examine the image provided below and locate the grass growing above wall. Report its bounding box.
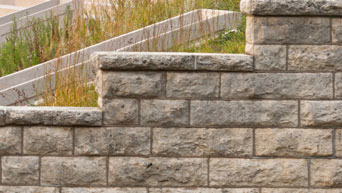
[0,0,243,107]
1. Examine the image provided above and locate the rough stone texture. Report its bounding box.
[246,16,330,44]
[332,19,342,44]
[210,159,308,187]
[0,127,21,155]
[0,109,5,125]
[301,101,342,127]
[96,52,195,71]
[41,157,106,186]
[255,129,333,157]
[240,0,342,16]
[95,52,253,72]
[221,73,332,99]
[334,73,342,99]
[102,99,139,125]
[62,188,147,193]
[5,107,102,126]
[141,100,189,126]
[1,156,39,185]
[262,189,342,193]
[196,54,253,71]
[99,71,165,98]
[75,127,150,155]
[0,186,59,193]
[166,72,220,98]
[108,157,208,186]
[288,45,342,71]
[191,100,298,127]
[311,159,342,187]
[23,126,73,155]
[245,44,286,70]
[153,128,252,156]
[150,188,259,193]
[336,129,342,157]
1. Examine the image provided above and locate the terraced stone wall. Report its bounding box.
[1,0,342,192]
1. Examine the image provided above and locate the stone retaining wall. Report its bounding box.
[1,0,342,192]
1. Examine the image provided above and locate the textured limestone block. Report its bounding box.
[0,186,59,193]
[150,188,259,193]
[108,157,208,186]
[102,99,138,125]
[2,156,39,185]
[332,19,342,44]
[255,129,333,157]
[96,52,195,70]
[246,16,330,44]
[95,52,253,71]
[5,107,102,126]
[191,100,297,127]
[0,127,21,154]
[62,188,147,193]
[336,129,342,157]
[141,100,189,126]
[196,54,253,71]
[301,101,342,127]
[245,44,286,70]
[240,0,342,16]
[210,158,308,187]
[75,127,150,155]
[334,73,342,99]
[166,72,220,98]
[262,188,342,193]
[221,73,332,99]
[288,45,342,71]
[153,128,252,156]
[0,109,5,125]
[311,159,342,187]
[23,126,73,155]
[99,71,165,98]
[41,157,106,186]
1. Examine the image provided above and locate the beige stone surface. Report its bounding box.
[75,127,150,155]
[311,159,342,187]
[191,100,298,127]
[102,99,139,125]
[334,73,342,99]
[301,101,342,127]
[23,126,73,155]
[0,186,59,193]
[153,128,252,156]
[141,100,189,126]
[150,188,259,193]
[210,158,308,187]
[166,72,220,98]
[245,44,286,70]
[99,71,165,99]
[336,129,342,157]
[109,157,208,186]
[262,188,342,193]
[0,126,21,154]
[288,45,342,71]
[1,156,39,185]
[41,157,106,186]
[246,16,330,44]
[332,19,342,44]
[255,129,333,157]
[221,73,333,99]
[62,188,147,193]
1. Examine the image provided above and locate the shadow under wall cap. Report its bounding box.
[240,0,342,16]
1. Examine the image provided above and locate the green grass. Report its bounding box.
[0,0,243,106]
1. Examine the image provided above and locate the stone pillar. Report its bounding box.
[241,0,342,71]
